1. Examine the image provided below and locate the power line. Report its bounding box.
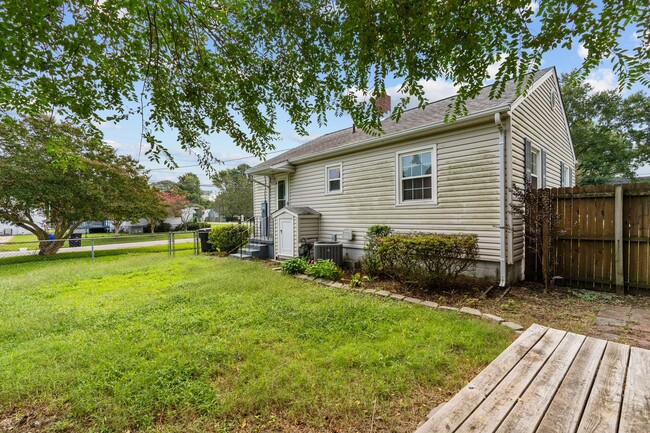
[147,147,293,172]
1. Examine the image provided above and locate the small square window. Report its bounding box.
[326,164,342,194]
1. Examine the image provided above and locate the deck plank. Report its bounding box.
[576,341,630,433]
[415,324,548,433]
[454,328,566,433]
[494,332,586,433]
[619,346,650,433]
[536,337,608,433]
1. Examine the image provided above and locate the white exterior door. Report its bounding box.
[278,218,293,256]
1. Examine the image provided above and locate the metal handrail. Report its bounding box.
[224,217,256,257]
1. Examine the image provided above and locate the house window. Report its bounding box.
[326,164,342,194]
[277,179,287,209]
[398,148,435,203]
[530,148,539,189]
[525,138,546,189]
[563,164,571,187]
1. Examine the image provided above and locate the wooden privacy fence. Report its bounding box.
[526,183,650,294]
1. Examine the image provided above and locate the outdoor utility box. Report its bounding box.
[68,233,82,248]
[314,241,343,267]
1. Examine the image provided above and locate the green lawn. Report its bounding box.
[0,254,514,432]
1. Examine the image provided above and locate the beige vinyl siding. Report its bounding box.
[252,176,267,222]
[284,121,502,263]
[510,72,576,263]
[298,217,320,242]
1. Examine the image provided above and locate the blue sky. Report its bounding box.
[101,9,649,192]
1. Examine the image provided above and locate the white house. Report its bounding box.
[246,67,575,285]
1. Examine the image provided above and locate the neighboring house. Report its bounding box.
[247,67,575,285]
[0,212,47,236]
[202,208,224,222]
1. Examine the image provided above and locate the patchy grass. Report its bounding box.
[0,255,513,432]
[362,277,650,337]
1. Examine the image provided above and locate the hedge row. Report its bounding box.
[363,225,479,290]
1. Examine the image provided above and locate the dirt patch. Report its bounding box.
[0,406,63,433]
[355,275,650,345]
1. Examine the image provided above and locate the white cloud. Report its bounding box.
[417,80,459,102]
[528,1,539,13]
[577,44,589,59]
[585,68,618,93]
[104,139,129,151]
[486,53,509,80]
[288,131,321,143]
[95,120,122,130]
[385,79,458,109]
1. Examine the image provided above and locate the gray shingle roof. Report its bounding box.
[251,68,554,171]
[277,205,320,216]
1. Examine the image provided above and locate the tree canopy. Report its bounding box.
[561,72,650,184]
[212,164,253,220]
[1,1,647,167]
[153,173,206,205]
[0,115,156,254]
[176,173,205,204]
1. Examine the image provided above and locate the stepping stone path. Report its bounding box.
[590,304,650,349]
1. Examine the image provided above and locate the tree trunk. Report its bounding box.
[111,221,122,237]
[38,238,65,255]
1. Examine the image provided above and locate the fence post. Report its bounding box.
[615,185,625,295]
[91,239,95,264]
[168,232,172,257]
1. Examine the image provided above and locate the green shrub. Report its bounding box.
[208,224,250,253]
[281,257,309,275]
[183,222,211,231]
[305,259,343,281]
[349,272,364,288]
[376,232,479,290]
[361,224,392,275]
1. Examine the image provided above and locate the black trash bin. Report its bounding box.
[68,233,82,248]
[198,228,214,253]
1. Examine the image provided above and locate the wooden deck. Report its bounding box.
[416,324,650,433]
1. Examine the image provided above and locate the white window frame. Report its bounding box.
[563,164,571,187]
[530,147,540,189]
[276,175,289,210]
[325,163,343,194]
[395,145,437,205]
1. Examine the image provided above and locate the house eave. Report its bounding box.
[247,105,510,174]
[246,161,295,176]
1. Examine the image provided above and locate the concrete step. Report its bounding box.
[240,243,269,259]
[229,253,253,260]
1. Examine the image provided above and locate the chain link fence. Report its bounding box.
[0,231,200,266]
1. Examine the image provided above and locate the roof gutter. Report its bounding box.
[246,105,510,174]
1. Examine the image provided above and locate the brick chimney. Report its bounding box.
[375,93,391,116]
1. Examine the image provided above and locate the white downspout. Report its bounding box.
[495,113,507,287]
